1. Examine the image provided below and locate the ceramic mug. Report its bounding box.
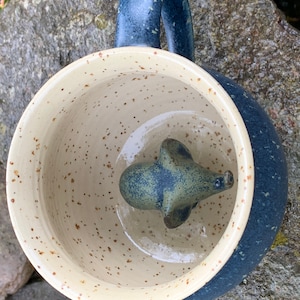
[6,1,288,299]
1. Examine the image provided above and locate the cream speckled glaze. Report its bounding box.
[6,47,254,300]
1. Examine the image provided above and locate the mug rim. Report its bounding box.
[6,47,254,299]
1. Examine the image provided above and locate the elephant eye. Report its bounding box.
[214,177,224,189]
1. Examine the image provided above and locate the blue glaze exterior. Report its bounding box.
[115,0,163,49]
[161,0,194,60]
[115,0,194,60]
[186,69,288,299]
[115,0,288,298]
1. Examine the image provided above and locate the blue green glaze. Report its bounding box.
[119,139,234,229]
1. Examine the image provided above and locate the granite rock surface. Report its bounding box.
[0,0,299,299]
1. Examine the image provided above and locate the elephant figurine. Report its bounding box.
[119,138,234,228]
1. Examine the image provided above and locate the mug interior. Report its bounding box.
[7,47,254,300]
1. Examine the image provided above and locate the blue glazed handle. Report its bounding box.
[115,0,194,61]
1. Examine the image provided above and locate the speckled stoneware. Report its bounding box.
[6,47,255,300]
[6,0,288,299]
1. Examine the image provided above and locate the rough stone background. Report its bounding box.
[0,0,299,299]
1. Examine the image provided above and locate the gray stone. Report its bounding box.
[0,167,34,299]
[217,246,300,299]
[0,0,299,299]
[0,0,118,164]
[6,275,68,300]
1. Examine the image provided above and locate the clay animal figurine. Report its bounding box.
[119,138,234,229]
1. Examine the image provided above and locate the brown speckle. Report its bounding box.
[14,170,20,178]
[75,224,80,230]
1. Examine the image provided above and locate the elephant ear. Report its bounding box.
[163,205,193,229]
